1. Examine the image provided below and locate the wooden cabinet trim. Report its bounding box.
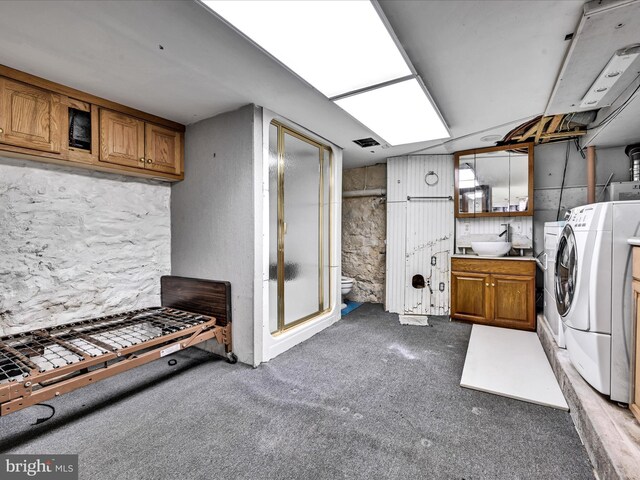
[451,257,536,276]
[60,97,99,164]
[633,247,640,282]
[632,264,640,422]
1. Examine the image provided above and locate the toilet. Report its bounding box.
[341,276,354,309]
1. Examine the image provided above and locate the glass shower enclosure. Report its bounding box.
[268,121,331,334]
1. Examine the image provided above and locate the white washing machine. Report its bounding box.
[555,201,640,403]
[543,221,566,348]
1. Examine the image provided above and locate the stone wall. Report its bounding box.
[0,157,171,335]
[341,164,386,303]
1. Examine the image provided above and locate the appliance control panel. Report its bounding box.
[568,206,595,229]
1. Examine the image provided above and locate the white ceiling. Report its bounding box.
[0,0,600,168]
[545,0,640,115]
[379,1,583,150]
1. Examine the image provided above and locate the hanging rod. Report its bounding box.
[407,195,453,201]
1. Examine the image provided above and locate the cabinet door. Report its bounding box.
[145,123,181,175]
[631,280,640,422]
[0,78,61,152]
[492,274,535,330]
[99,109,145,168]
[451,271,491,323]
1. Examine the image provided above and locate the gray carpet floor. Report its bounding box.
[0,304,594,479]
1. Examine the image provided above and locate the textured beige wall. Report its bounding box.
[341,164,386,303]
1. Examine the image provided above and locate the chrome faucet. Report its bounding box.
[499,223,510,243]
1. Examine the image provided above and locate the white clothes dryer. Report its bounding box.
[555,201,640,403]
[543,221,565,348]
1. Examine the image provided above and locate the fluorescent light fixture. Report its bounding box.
[202,0,412,97]
[334,79,449,146]
[580,44,640,108]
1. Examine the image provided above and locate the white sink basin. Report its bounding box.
[471,241,512,257]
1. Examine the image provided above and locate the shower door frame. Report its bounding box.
[271,120,333,334]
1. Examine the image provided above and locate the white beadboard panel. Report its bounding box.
[385,155,454,315]
[386,156,408,203]
[385,201,406,313]
[403,155,454,315]
[456,216,533,252]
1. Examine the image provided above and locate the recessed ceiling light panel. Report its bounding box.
[334,79,449,146]
[203,0,412,97]
[580,44,640,109]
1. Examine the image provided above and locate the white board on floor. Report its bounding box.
[461,324,568,410]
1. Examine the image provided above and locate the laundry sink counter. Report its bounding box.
[452,254,535,261]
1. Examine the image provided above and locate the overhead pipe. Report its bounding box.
[587,146,596,204]
[342,188,386,198]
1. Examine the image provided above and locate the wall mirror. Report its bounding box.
[454,142,533,217]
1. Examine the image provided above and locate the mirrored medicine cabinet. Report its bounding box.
[454,142,534,218]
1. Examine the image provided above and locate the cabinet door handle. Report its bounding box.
[146,158,153,164]
[139,157,145,163]
[0,128,3,134]
[485,283,489,286]
[492,283,495,287]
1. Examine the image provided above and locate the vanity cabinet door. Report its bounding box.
[0,78,61,153]
[492,274,535,330]
[451,271,491,324]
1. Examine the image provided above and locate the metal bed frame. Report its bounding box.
[0,276,234,416]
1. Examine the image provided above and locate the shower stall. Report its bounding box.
[259,110,342,362]
[171,105,341,366]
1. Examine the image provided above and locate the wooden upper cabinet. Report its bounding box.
[0,78,61,153]
[145,123,181,175]
[0,66,185,181]
[99,109,145,168]
[99,110,182,176]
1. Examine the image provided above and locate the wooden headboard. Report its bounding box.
[160,276,231,326]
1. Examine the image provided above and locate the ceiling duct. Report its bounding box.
[353,137,381,148]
